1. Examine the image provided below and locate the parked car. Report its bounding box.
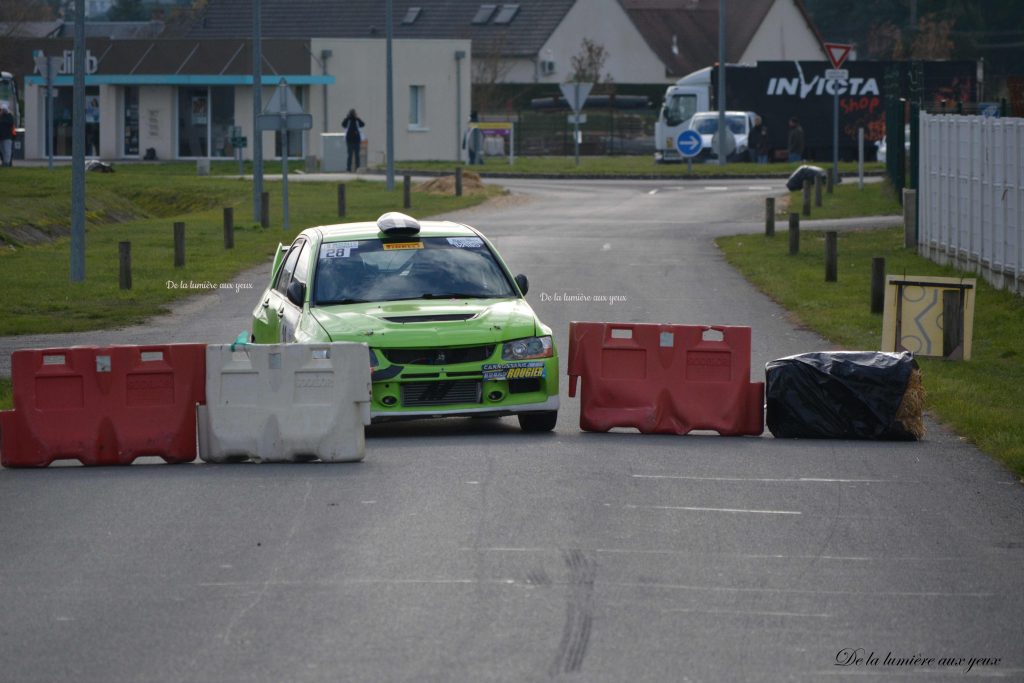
[687,111,759,161]
[250,212,559,432]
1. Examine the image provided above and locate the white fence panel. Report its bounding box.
[198,342,371,463]
[919,113,1024,295]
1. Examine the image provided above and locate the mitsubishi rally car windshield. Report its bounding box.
[312,236,518,305]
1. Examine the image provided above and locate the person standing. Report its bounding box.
[752,116,771,164]
[462,111,484,165]
[0,106,15,167]
[341,109,365,172]
[787,116,804,163]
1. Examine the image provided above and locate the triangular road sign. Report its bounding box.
[559,82,594,114]
[823,43,853,70]
[264,80,304,115]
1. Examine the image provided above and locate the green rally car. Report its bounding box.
[250,212,559,432]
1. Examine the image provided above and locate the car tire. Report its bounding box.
[518,411,557,433]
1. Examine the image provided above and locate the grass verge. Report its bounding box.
[391,156,885,178]
[0,379,10,411]
[716,226,1024,478]
[0,166,497,336]
[784,178,903,219]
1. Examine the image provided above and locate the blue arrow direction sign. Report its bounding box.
[676,129,703,158]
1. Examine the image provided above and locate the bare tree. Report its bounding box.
[866,21,906,59]
[471,32,515,113]
[910,14,955,59]
[568,38,612,85]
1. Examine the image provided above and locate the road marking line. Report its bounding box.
[703,186,730,191]
[647,189,659,195]
[746,185,774,191]
[664,608,831,619]
[619,503,801,515]
[633,474,894,483]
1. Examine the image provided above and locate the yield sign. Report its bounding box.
[823,42,853,70]
[559,82,594,114]
[263,79,305,115]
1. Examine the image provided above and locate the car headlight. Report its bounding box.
[501,336,553,360]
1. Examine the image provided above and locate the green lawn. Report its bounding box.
[0,165,497,336]
[784,178,903,219]
[391,156,885,178]
[717,226,1024,478]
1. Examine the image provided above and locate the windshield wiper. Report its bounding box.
[418,292,494,299]
[317,298,369,305]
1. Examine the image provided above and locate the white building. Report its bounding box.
[10,35,470,163]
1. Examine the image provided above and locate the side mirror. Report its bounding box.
[514,273,529,296]
[286,281,306,307]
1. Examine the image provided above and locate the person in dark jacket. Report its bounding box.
[341,109,365,171]
[0,106,15,167]
[787,116,805,162]
[750,115,770,164]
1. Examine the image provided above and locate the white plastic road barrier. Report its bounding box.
[198,343,371,463]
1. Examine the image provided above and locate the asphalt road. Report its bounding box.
[0,178,1021,682]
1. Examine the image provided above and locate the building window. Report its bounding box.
[51,85,100,157]
[493,4,519,24]
[471,4,496,24]
[177,86,235,158]
[402,7,422,24]
[409,85,425,129]
[123,86,139,156]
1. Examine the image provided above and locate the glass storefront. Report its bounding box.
[177,86,235,158]
[123,86,139,157]
[51,85,100,157]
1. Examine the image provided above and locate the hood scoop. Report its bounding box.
[382,313,476,323]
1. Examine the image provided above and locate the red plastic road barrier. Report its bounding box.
[0,345,206,467]
[568,322,764,436]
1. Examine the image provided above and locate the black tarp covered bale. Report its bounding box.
[766,351,924,440]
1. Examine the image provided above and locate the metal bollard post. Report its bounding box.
[173,222,185,267]
[261,192,270,228]
[119,241,131,290]
[765,197,775,237]
[802,179,811,217]
[824,231,837,282]
[403,174,411,209]
[788,213,800,255]
[337,183,346,217]
[455,167,463,197]
[871,257,886,314]
[223,207,234,250]
[827,168,835,194]
[814,174,823,207]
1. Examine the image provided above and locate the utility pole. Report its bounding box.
[70,0,86,281]
[252,0,264,222]
[385,0,395,191]
[716,0,727,166]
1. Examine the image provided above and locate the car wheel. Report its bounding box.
[518,411,557,433]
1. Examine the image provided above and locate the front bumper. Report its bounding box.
[368,350,559,420]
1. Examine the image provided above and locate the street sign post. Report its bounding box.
[257,79,312,229]
[823,42,853,190]
[676,129,703,173]
[559,82,593,167]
